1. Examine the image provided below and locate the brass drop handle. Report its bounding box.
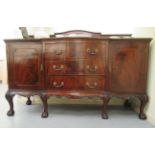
[86,82,98,89]
[54,50,64,55]
[87,48,99,55]
[53,65,64,71]
[86,65,98,73]
[53,81,64,88]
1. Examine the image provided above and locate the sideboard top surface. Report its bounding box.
[4,37,152,42]
[4,30,152,42]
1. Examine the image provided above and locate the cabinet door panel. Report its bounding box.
[109,41,149,93]
[8,42,43,89]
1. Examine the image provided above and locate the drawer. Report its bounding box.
[44,41,66,60]
[84,40,107,59]
[46,76,105,91]
[44,40,107,60]
[46,59,105,75]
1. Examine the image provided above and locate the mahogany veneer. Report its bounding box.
[4,30,152,119]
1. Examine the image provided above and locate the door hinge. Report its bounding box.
[40,64,44,71]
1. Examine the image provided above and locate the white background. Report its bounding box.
[0,0,154,59]
[0,0,155,155]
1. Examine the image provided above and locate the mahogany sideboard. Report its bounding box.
[4,30,152,119]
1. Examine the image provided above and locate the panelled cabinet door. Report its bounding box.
[109,40,149,93]
[7,42,43,89]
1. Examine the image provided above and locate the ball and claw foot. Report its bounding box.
[102,113,109,119]
[41,112,48,118]
[102,97,110,120]
[139,113,147,120]
[26,97,32,105]
[138,95,148,120]
[7,110,15,116]
[26,99,32,105]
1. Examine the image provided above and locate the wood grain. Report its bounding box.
[4,31,152,119]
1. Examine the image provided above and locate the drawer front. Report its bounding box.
[67,40,107,59]
[46,60,105,75]
[44,40,107,61]
[84,41,107,59]
[46,76,105,91]
[45,41,66,60]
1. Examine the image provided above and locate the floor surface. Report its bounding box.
[0,84,154,128]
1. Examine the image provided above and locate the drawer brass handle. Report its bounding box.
[53,81,64,88]
[54,50,63,55]
[53,65,64,71]
[87,48,99,55]
[86,65,98,73]
[86,82,98,89]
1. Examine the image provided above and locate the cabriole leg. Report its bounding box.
[40,95,48,118]
[26,96,32,105]
[138,95,148,120]
[5,91,15,116]
[102,97,110,119]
